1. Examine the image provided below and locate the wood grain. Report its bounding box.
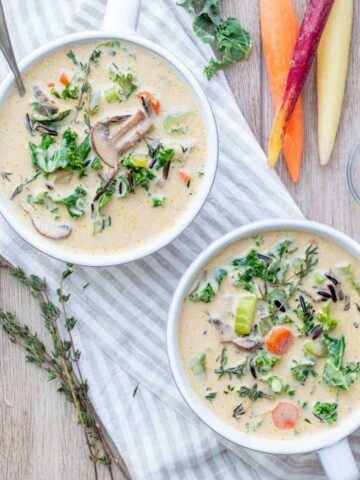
[1,1,359,478]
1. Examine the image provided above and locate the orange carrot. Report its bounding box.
[178,170,191,185]
[48,82,55,88]
[267,0,334,167]
[272,402,299,429]
[266,327,294,355]
[137,91,160,115]
[59,73,70,85]
[260,0,303,182]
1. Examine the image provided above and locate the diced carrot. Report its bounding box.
[178,170,191,185]
[48,82,55,88]
[266,327,293,355]
[272,402,299,429]
[260,0,303,183]
[137,91,160,115]
[59,73,70,85]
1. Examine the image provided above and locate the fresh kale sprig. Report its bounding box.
[0,260,130,480]
[177,0,252,79]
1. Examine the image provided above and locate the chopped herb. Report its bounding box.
[291,357,316,383]
[152,196,166,208]
[232,403,245,419]
[238,384,272,401]
[91,157,103,170]
[1,172,12,181]
[133,383,139,397]
[252,351,280,374]
[205,388,217,402]
[252,234,264,247]
[214,268,227,289]
[51,83,79,100]
[313,401,338,424]
[11,171,41,200]
[109,68,138,100]
[214,348,247,380]
[66,50,78,65]
[189,281,216,303]
[198,171,205,177]
[49,186,87,219]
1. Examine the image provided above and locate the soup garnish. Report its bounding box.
[178,231,360,438]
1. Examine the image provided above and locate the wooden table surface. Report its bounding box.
[1,1,359,479]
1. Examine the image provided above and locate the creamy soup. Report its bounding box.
[179,230,360,439]
[0,40,207,254]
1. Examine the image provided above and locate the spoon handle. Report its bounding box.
[0,0,25,96]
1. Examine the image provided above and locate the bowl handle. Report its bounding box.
[102,0,141,33]
[318,438,359,480]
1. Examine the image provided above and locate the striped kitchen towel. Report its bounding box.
[1,0,358,478]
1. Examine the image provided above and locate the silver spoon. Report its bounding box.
[0,0,25,96]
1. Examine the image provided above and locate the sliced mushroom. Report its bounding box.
[22,203,72,239]
[91,110,153,168]
[231,337,263,351]
[208,318,263,351]
[98,164,116,183]
[33,84,58,116]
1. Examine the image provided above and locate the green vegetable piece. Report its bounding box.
[259,318,272,336]
[314,272,327,284]
[204,17,252,80]
[315,303,339,332]
[163,110,191,129]
[51,83,79,100]
[104,85,120,103]
[214,268,227,289]
[313,401,338,424]
[91,157,103,170]
[268,375,283,394]
[89,89,101,115]
[152,196,166,208]
[336,263,360,297]
[190,352,207,379]
[29,129,91,175]
[110,69,138,100]
[291,356,316,383]
[235,295,258,334]
[31,109,71,124]
[304,340,328,358]
[189,281,216,304]
[252,351,280,374]
[322,335,353,390]
[50,186,87,219]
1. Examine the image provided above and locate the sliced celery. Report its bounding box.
[235,295,258,335]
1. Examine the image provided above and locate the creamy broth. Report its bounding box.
[179,230,360,439]
[0,40,207,255]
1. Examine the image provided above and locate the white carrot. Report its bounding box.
[317,0,353,165]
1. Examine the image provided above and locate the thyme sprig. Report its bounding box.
[74,48,102,124]
[0,259,130,480]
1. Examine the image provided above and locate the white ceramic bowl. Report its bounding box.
[167,219,360,480]
[0,0,218,266]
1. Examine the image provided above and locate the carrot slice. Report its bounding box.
[272,402,299,429]
[48,82,55,88]
[178,170,191,185]
[137,91,160,115]
[260,0,303,183]
[266,327,293,355]
[59,73,70,85]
